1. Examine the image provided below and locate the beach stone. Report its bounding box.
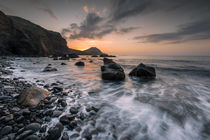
[52,87,63,93]
[70,133,80,139]
[68,120,77,130]
[129,63,156,78]
[25,123,41,132]
[0,96,11,100]
[43,66,57,72]
[10,107,20,113]
[0,137,9,140]
[58,99,67,107]
[61,63,66,65]
[101,58,125,81]
[7,133,16,140]
[22,108,31,115]
[75,61,84,66]
[61,100,67,107]
[47,123,63,140]
[44,84,50,89]
[59,115,70,125]
[59,114,75,125]
[69,107,78,114]
[40,125,47,133]
[61,132,69,140]
[17,86,50,107]
[4,114,14,122]
[15,130,34,140]
[52,110,62,117]
[0,126,12,136]
[82,128,92,140]
[43,110,53,116]
[45,116,51,122]
[25,134,40,140]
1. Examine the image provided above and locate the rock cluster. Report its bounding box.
[0,57,102,140]
[101,58,125,81]
[129,63,156,78]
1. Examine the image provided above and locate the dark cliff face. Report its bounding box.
[0,11,70,56]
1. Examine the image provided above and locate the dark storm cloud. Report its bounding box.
[134,17,210,43]
[117,26,140,34]
[39,8,57,20]
[61,12,139,39]
[110,0,210,22]
[62,12,117,39]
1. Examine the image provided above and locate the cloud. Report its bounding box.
[61,11,140,40]
[117,26,140,34]
[62,12,116,39]
[134,18,210,43]
[39,8,57,20]
[109,0,210,22]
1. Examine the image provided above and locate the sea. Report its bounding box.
[7,55,210,140]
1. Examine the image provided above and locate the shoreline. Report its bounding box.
[0,57,100,140]
[1,56,210,140]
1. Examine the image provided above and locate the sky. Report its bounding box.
[1,0,210,56]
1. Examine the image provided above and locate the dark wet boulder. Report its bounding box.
[59,114,75,125]
[61,62,66,65]
[52,86,63,93]
[25,135,41,140]
[0,126,12,136]
[47,123,64,140]
[61,132,69,140]
[75,61,85,66]
[101,58,125,81]
[43,66,57,72]
[129,63,156,78]
[15,130,34,140]
[17,86,51,107]
[69,107,79,114]
[25,123,41,132]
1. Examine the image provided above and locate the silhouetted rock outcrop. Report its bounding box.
[0,10,70,56]
[101,58,125,81]
[83,47,103,55]
[129,63,156,78]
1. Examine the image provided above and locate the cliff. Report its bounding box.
[0,10,70,56]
